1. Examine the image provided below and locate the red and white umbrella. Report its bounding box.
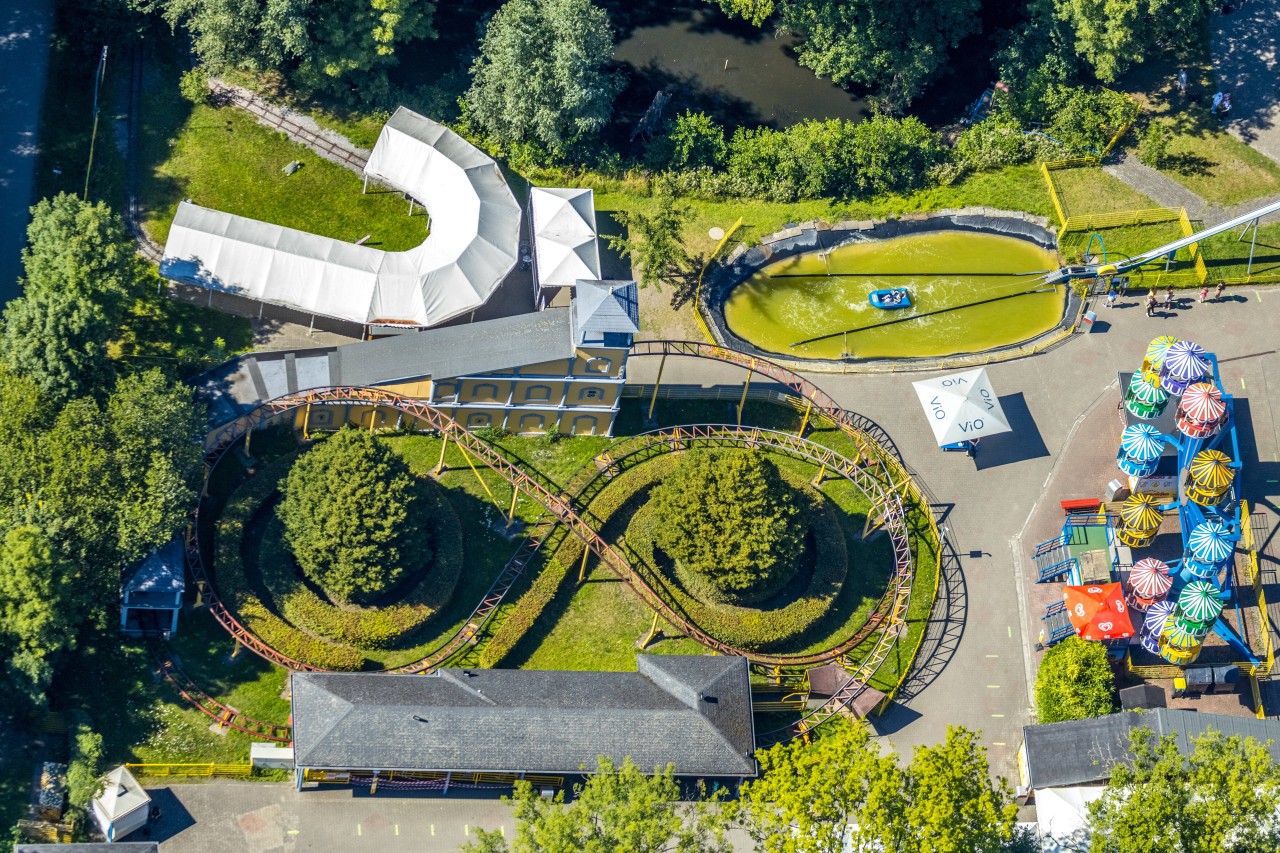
[1128,558,1172,599]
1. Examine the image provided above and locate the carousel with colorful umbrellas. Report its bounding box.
[1102,337,1257,668]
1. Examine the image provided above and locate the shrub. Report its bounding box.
[955,116,1040,172]
[1138,120,1170,169]
[1042,85,1138,152]
[278,427,430,605]
[214,459,366,670]
[647,110,728,171]
[650,450,805,605]
[848,113,944,196]
[1035,636,1116,723]
[179,66,211,105]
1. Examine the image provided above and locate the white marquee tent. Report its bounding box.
[911,367,1012,446]
[160,108,522,328]
[530,187,601,292]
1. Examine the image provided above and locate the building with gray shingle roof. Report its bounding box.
[290,656,756,785]
[120,539,185,638]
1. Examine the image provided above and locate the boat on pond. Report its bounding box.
[869,288,911,309]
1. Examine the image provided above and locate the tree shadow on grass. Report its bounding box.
[1163,151,1217,176]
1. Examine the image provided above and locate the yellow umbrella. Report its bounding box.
[1190,450,1235,491]
[1144,336,1179,370]
[1120,494,1164,531]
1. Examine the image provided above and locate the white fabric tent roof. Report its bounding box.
[160,108,522,327]
[530,187,600,290]
[911,368,1012,446]
[92,765,150,821]
[1035,785,1104,852]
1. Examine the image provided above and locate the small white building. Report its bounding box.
[90,766,151,843]
[529,187,601,308]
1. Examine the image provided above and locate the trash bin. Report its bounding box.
[1186,667,1213,695]
[1212,665,1240,694]
[1104,479,1130,502]
[1082,310,1098,331]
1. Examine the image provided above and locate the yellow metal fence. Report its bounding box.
[125,763,253,778]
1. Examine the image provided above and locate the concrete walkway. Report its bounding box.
[0,0,53,305]
[628,286,1280,779]
[1104,151,1280,228]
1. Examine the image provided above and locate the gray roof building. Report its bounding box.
[291,656,756,778]
[572,280,639,345]
[1020,709,1280,789]
[15,846,158,853]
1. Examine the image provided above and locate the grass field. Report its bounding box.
[1049,167,1156,218]
[139,62,428,252]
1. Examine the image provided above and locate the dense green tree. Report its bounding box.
[0,288,116,405]
[1053,0,1214,83]
[650,450,804,604]
[463,756,729,853]
[605,190,700,302]
[0,368,51,525]
[296,0,435,100]
[737,721,902,853]
[709,0,775,27]
[648,111,728,171]
[20,193,138,323]
[1087,727,1280,852]
[728,119,856,201]
[463,0,622,160]
[780,0,979,110]
[1035,636,1116,723]
[739,723,1018,853]
[65,713,105,809]
[150,0,313,77]
[848,113,944,196]
[278,428,430,604]
[0,526,79,706]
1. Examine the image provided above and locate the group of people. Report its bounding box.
[1176,67,1233,117]
[1139,282,1227,316]
[881,289,907,305]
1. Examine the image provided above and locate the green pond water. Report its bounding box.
[723,232,1064,360]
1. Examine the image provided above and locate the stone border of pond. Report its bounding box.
[700,207,1086,373]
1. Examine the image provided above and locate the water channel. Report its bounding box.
[723,232,1064,361]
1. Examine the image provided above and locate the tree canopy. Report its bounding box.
[1034,636,1116,723]
[278,428,430,605]
[463,0,622,161]
[1087,726,1280,853]
[604,189,700,304]
[463,756,730,853]
[0,287,116,405]
[738,722,1019,853]
[1052,0,1214,83]
[20,193,137,321]
[650,450,804,604]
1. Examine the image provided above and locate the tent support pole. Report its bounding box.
[258,302,264,321]
[308,315,315,335]
[362,174,368,194]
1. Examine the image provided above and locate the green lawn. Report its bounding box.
[1197,221,1280,281]
[1049,167,1157,218]
[139,63,428,251]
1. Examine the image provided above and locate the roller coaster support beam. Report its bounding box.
[1238,217,1261,276]
[737,370,753,425]
[508,484,519,526]
[647,354,667,421]
[244,425,252,457]
[577,544,591,584]
[799,397,814,437]
[302,402,312,440]
[434,432,449,474]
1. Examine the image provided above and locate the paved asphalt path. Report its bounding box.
[0,0,52,305]
[1213,2,1280,165]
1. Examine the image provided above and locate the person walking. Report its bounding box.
[1146,289,1157,317]
[1118,276,1129,296]
[1164,287,1175,309]
[1106,286,1117,308]
[1199,285,1209,303]
[1177,67,1188,98]
[1215,281,1225,301]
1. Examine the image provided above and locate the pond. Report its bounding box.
[612,5,868,127]
[723,232,1064,361]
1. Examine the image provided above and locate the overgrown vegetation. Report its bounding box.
[1034,636,1116,723]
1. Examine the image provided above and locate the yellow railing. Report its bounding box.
[1042,162,1070,227]
[1101,119,1135,157]
[1061,207,1183,237]
[125,763,253,778]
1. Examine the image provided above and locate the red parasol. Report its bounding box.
[1064,582,1134,641]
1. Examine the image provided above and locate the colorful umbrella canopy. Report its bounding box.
[1179,383,1225,423]
[1163,620,1202,651]
[1129,558,1172,598]
[1188,521,1234,566]
[1119,424,1164,461]
[1141,630,1162,655]
[1120,494,1164,531]
[1145,336,1179,369]
[1128,373,1168,405]
[1143,599,1177,633]
[1190,450,1235,490]
[1177,580,1225,623]
[1064,583,1135,641]
[1163,340,1209,381]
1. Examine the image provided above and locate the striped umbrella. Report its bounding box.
[1188,521,1234,566]
[1129,558,1172,599]
[1190,450,1235,490]
[1128,373,1168,405]
[1174,612,1215,637]
[1143,599,1176,633]
[1163,340,1209,381]
[1162,617,1201,651]
[1145,336,1179,369]
[1177,580,1225,623]
[1120,495,1164,531]
[1119,424,1164,461]
[1141,629,1162,655]
[1179,383,1225,423]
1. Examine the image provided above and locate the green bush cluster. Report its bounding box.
[213,458,366,670]
[1035,636,1117,723]
[257,481,463,650]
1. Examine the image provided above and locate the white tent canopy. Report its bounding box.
[912,367,1012,446]
[1035,785,1104,852]
[530,187,600,290]
[160,108,522,328]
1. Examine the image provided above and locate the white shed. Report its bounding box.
[90,766,151,842]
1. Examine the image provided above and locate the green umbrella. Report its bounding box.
[1177,581,1224,624]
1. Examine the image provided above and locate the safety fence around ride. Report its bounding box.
[125,763,254,778]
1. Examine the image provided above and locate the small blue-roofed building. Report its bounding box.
[120,539,185,638]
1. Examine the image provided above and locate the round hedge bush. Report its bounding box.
[278,428,430,605]
[255,475,463,650]
[649,449,805,605]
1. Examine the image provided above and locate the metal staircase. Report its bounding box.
[1033,535,1077,582]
